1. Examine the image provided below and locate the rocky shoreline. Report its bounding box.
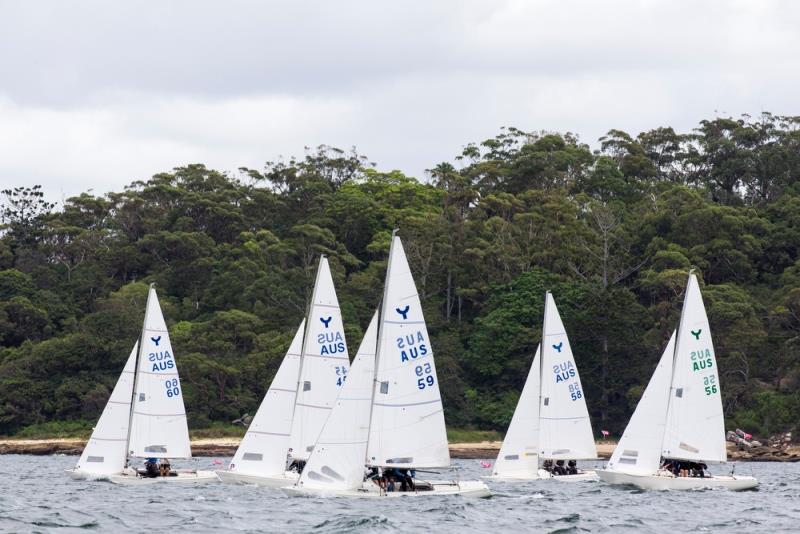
[1,438,796,461]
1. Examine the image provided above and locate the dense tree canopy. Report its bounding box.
[1,114,798,438]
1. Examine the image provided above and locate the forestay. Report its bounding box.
[228,320,304,475]
[297,311,378,491]
[366,235,450,469]
[75,343,138,474]
[662,274,726,463]
[538,293,597,460]
[290,257,350,461]
[128,286,191,459]
[492,346,541,478]
[607,332,675,475]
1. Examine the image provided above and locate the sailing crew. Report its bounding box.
[553,460,567,475]
[567,460,578,475]
[542,459,554,473]
[144,458,159,478]
[159,459,172,477]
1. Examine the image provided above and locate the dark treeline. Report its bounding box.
[1,112,799,438]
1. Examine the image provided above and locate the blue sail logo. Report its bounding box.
[320,316,332,328]
[151,336,161,346]
[552,341,563,353]
[396,305,410,320]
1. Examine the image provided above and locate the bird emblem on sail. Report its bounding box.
[151,336,161,346]
[396,305,410,320]
[320,316,332,328]
[691,329,702,340]
[552,341,563,353]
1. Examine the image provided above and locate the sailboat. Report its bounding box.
[490,293,598,481]
[216,256,350,486]
[66,284,217,484]
[286,232,490,497]
[597,273,758,490]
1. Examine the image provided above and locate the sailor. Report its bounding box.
[144,457,159,478]
[567,460,578,475]
[159,459,172,477]
[552,460,566,476]
[542,459,554,473]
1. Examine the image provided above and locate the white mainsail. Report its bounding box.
[538,292,597,460]
[228,320,305,475]
[607,332,676,475]
[492,345,541,478]
[662,273,726,463]
[366,234,450,468]
[289,256,350,461]
[297,311,379,491]
[74,343,138,475]
[128,286,191,459]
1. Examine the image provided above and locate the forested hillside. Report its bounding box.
[1,113,799,438]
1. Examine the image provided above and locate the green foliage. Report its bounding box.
[1,115,799,439]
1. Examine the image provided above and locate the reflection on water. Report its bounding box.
[0,456,797,533]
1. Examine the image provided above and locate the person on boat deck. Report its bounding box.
[158,459,172,477]
[567,460,578,475]
[542,459,554,473]
[552,460,567,475]
[386,476,396,492]
[144,458,159,478]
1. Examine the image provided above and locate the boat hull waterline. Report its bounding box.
[285,479,491,498]
[485,469,598,482]
[597,469,758,491]
[215,470,299,487]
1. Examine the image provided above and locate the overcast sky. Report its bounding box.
[0,0,798,201]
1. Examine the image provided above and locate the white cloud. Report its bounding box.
[0,0,798,201]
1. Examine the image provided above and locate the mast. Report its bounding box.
[537,291,548,459]
[124,283,153,468]
[365,229,397,467]
[288,254,325,458]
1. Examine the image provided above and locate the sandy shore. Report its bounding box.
[1,438,796,461]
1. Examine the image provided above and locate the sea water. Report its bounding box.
[0,455,796,533]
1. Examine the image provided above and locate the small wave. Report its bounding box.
[313,514,391,532]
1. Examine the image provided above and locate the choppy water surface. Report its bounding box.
[0,456,797,533]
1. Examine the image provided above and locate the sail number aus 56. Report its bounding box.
[415,362,435,389]
[703,375,717,396]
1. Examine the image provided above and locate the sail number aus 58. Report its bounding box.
[415,362,435,389]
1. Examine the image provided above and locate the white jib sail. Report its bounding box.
[128,286,191,459]
[290,256,350,461]
[228,320,305,476]
[538,292,597,460]
[75,343,138,474]
[493,345,541,477]
[607,332,676,475]
[297,311,378,491]
[662,273,727,463]
[366,234,450,469]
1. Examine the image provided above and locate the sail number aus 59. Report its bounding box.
[415,362,435,389]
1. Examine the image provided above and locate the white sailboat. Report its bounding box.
[287,232,490,497]
[597,273,758,490]
[217,256,350,486]
[490,293,598,481]
[67,284,217,484]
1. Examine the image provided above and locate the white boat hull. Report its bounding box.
[65,468,113,481]
[215,469,299,487]
[106,468,219,485]
[486,469,597,482]
[285,479,491,498]
[597,469,758,491]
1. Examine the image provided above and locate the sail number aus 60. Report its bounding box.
[164,378,180,398]
[415,362,435,390]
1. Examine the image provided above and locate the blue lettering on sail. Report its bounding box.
[396,305,410,320]
[148,350,174,372]
[320,316,332,328]
[552,342,563,353]
[151,336,161,346]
